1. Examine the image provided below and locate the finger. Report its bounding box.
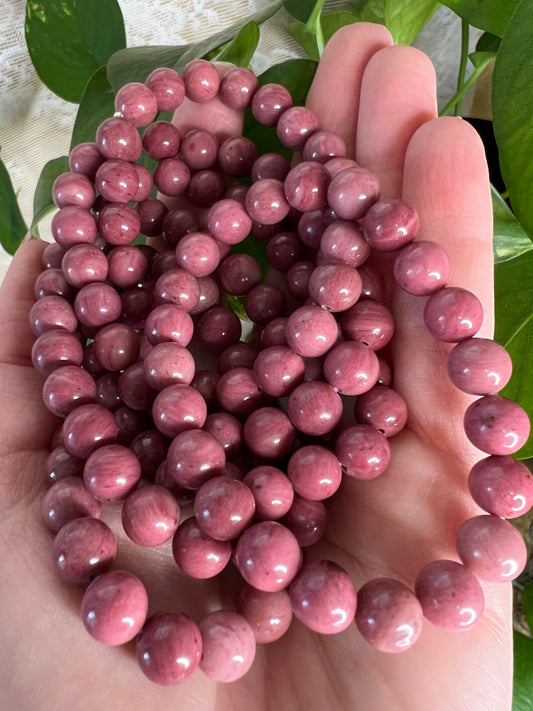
[305,23,394,157]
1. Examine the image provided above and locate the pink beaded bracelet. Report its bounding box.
[31,57,532,685]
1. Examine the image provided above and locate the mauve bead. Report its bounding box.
[145,67,185,112]
[359,264,385,302]
[251,152,291,182]
[95,158,140,202]
[377,357,393,387]
[287,445,341,501]
[303,130,347,163]
[197,306,242,352]
[118,363,157,411]
[415,560,484,631]
[154,157,191,197]
[199,610,256,683]
[145,304,194,346]
[243,407,296,460]
[122,484,180,546]
[335,424,391,480]
[286,304,338,358]
[32,329,83,376]
[468,455,533,518]
[216,367,262,417]
[243,465,294,521]
[218,343,257,374]
[53,517,116,584]
[152,251,178,280]
[61,244,108,288]
[69,141,104,179]
[463,394,530,455]
[189,276,220,316]
[245,178,290,225]
[355,578,423,653]
[207,198,252,245]
[96,372,121,411]
[81,342,106,377]
[51,206,97,247]
[219,253,261,295]
[42,365,97,417]
[175,232,220,277]
[252,83,292,126]
[137,612,202,686]
[281,495,327,547]
[204,412,243,460]
[44,446,85,484]
[324,157,359,178]
[81,570,148,645]
[167,429,226,489]
[363,199,419,251]
[235,521,301,592]
[218,136,257,178]
[394,240,452,295]
[182,59,220,102]
[261,318,288,348]
[424,287,484,342]
[162,208,200,248]
[288,381,343,436]
[133,163,155,202]
[253,345,304,398]
[172,517,231,578]
[42,242,67,270]
[96,116,142,161]
[298,210,327,249]
[52,171,95,210]
[63,404,118,458]
[340,300,394,350]
[187,169,226,208]
[225,183,249,204]
[284,161,329,213]
[286,260,313,300]
[143,342,195,391]
[114,406,150,446]
[98,202,140,246]
[266,231,301,272]
[107,245,149,288]
[320,219,370,268]
[181,128,218,170]
[277,106,318,150]
[42,477,101,533]
[84,444,141,501]
[153,383,207,438]
[155,268,200,312]
[354,385,408,437]
[195,476,255,541]
[236,585,293,643]
[308,261,362,313]
[447,338,512,395]
[191,370,220,412]
[115,82,158,127]
[327,167,380,220]
[130,429,168,478]
[218,66,258,108]
[245,284,286,325]
[74,283,122,328]
[456,514,526,582]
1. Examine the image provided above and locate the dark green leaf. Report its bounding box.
[344,0,374,12]
[495,250,533,346]
[321,10,359,44]
[305,0,326,54]
[384,0,440,45]
[439,0,519,37]
[70,66,115,150]
[492,186,533,263]
[226,294,252,323]
[493,0,533,241]
[522,581,533,634]
[286,20,319,61]
[31,156,69,231]
[468,50,497,69]
[476,31,501,53]
[0,154,28,254]
[107,46,188,94]
[215,21,260,67]
[25,0,126,103]
[513,631,533,710]
[283,0,319,23]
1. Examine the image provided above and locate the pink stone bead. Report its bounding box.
[335,424,391,479]
[42,241,68,269]
[181,128,219,170]
[63,404,118,458]
[234,521,301,592]
[114,82,158,127]
[199,610,256,683]
[52,171,96,209]
[219,66,258,108]
[456,514,527,582]
[142,120,181,160]
[162,208,200,247]
[153,158,190,196]
[252,83,292,126]
[320,219,370,268]
[245,178,290,225]
[130,429,168,477]
[359,264,385,302]
[394,239,452,295]
[447,338,513,394]
[83,443,141,501]
[253,345,304,398]
[196,306,242,352]
[42,477,101,533]
[155,268,200,312]
[286,260,313,300]
[175,231,220,277]
[324,156,359,178]
[194,476,255,541]
[30,295,78,336]
[133,163,155,202]
[308,261,362,313]
[288,381,343,436]
[114,406,150,446]
[68,141,104,179]
[53,517,116,584]
[145,67,185,112]
[277,106,318,150]
[93,323,140,371]
[187,169,225,207]
[182,59,220,102]
[51,206,97,247]
[289,560,357,634]
[167,429,226,489]
[243,407,296,460]
[118,363,157,411]
[97,202,141,245]
[281,495,327,547]
[261,317,288,348]
[218,136,257,178]
[362,199,419,251]
[189,276,220,316]
[354,385,408,437]
[152,383,207,438]
[303,130,347,163]
[468,455,533,518]
[62,243,109,288]
[74,283,122,328]
[33,271,74,303]
[95,158,140,202]
[42,365,97,417]
[143,342,195,390]
[251,152,291,182]
[218,343,257,375]
[204,412,243,460]
[423,287,484,342]
[172,517,231,578]
[340,300,394,350]
[287,445,342,501]
[208,198,254,246]
[96,372,121,411]
[285,304,339,358]
[245,284,286,326]
[284,161,330,213]
[355,578,423,653]
[44,446,85,484]
[266,231,301,272]
[235,585,293,643]
[327,167,380,220]
[463,395,530,455]
[137,612,202,685]
[122,484,180,546]
[145,303,194,346]
[81,570,148,645]
[190,370,220,411]
[96,116,143,161]
[243,465,294,521]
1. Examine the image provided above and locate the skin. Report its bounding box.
[0,22,511,711]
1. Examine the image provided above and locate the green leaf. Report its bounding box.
[476,31,501,53]
[522,581,533,634]
[468,49,497,69]
[286,10,360,63]
[321,10,360,44]
[345,0,440,45]
[31,156,69,231]
[492,186,533,264]
[495,250,533,346]
[305,0,327,55]
[226,294,252,323]
[513,631,533,710]
[493,0,533,242]
[215,21,260,67]
[283,0,320,23]
[107,46,188,94]
[0,154,28,254]
[70,66,115,150]
[25,0,126,103]
[439,0,519,37]
[286,20,320,61]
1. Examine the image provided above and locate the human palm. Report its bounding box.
[0,23,511,711]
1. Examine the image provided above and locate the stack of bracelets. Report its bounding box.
[28,58,532,685]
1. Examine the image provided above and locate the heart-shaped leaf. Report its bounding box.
[513,630,533,710]
[215,21,260,67]
[0,154,28,254]
[70,66,116,150]
[492,186,533,264]
[440,0,519,37]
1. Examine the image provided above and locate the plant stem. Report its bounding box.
[455,19,470,117]
[439,57,493,117]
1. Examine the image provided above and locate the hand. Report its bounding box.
[0,22,510,711]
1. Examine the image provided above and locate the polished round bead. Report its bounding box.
[61,244,107,288]
[95,158,140,202]
[219,66,258,108]
[456,514,527,582]
[81,342,106,377]
[235,521,301,592]
[30,295,78,336]
[251,152,291,182]
[243,407,296,460]
[113,406,148,446]
[42,365,96,417]
[42,477,101,533]
[285,304,338,358]
[287,445,341,501]
[133,163,155,202]
[243,465,294,521]
[355,578,423,653]
[253,345,305,398]
[81,570,148,645]
[152,383,207,438]
[95,372,121,411]
[153,158,190,197]
[31,330,82,378]
[447,338,513,395]
[162,208,200,247]
[118,363,156,411]
[415,560,484,631]
[308,261,362,313]
[359,264,385,302]
[218,343,257,375]
[335,424,391,479]
[218,136,257,178]
[215,367,262,417]
[195,476,255,541]
[143,342,195,391]
[394,239,451,295]
[199,610,256,683]
[252,83,292,125]
[320,219,370,268]
[93,323,140,371]
[277,106,318,150]
[245,284,285,326]
[44,446,84,484]
[298,209,328,249]
[207,198,253,245]
[145,303,194,346]
[83,444,141,501]
[53,517,116,584]
[354,385,408,437]
[152,250,178,279]
[51,206,97,247]
[303,130,347,163]
[172,517,231,578]
[261,317,288,348]
[289,560,356,634]
[187,169,225,208]
[122,484,180,547]
[129,429,168,477]
[362,199,419,251]
[182,59,220,102]
[63,404,118,458]
[190,370,219,411]
[286,260,313,300]
[265,231,301,272]
[96,116,143,161]
[155,268,200,312]
[245,178,290,225]
[196,306,242,352]
[281,495,327,547]
[145,67,185,112]
[74,283,122,328]
[327,167,380,220]
[107,245,148,288]
[424,287,484,342]
[175,232,220,277]
[340,301,394,350]
[463,395,530,455]
[114,82,157,127]
[181,128,218,170]
[468,455,533,518]
[167,429,225,489]
[284,161,329,212]
[69,141,104,178]
[235,585,293,643]
[288,381,343,436]
[189,276,219,316]
[52,171,95,209]
[42,241,68,269]
[219,253,261,295]
[98,203,140,245]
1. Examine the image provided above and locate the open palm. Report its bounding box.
[0,23,511,711]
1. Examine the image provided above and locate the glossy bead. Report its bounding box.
[114,81,158,127]
[84,444,141,501]
[261,318,288,348]
[218,136,257,178]
[245,178,290,225]
[137,612,202,686]
[284,161,329,212]
[53,517,116,584]
[154,158,191,197]
[98,203,140,246]
[152,383,207,438]
[468,455,533,518]
[447,338,513,395]
[424,287,484,342]
[96,116,142,161]
[288,381,343,436]
[243,465,294,521]
[245,284,285,325]
[359,264,385,302]
[252,345,304,398]
[167,429,225,489]
[340,301,394,350]
[362,199,419,251]
[93,323,140,371]
[190,370,219,412]
[181,128,218,170]
[251,152,291,182]
[68,141,104,178]
[286,260,313,300]
[281,495,327,547]
[463,395,530,455]
[42,365,96,417]
[30,295,78,336]
[199,610,256,683]
[61,244,107,288]
[63,404,118,458]
[285,304,338,358]
[175,232,220,277]
[207,198,253,245]
[219,66,258,108]
[155,267,200,312]
[215,367,262,416]
[265,231,301,273]
[44,446,84,484]
[42,477,100,533]
[355,578,423,653]
[218,343,257,374]
[162,208,200,247]
[243,407,296,460]
[235,585,293,643]
[130,429,168,477]
[143,342,195,391]
[172,517,231,578]
[252,83,292,125]
[182,59,220,102]
[31,329,83,376]
[287,445,341,501]
[298,209,328,249]
[118,363,157,411]
[95,159,140,202]
[204,412,243,460]
[303,130,347,163]
[196,306,242,352]
[52,171,95,209]
[122,485,180,547]
[107,245,148,288]
[289,560,356,634]
[194,476,255,541]
[335,424,391,479]
[133,163,154,202]
[187,169,226,208]
[51,206,97,247]
[308,261,362,313]
[95,372,121,411]
[189,276,220,316]
[415,560,484,631]
[394,239,451,295]
[81,570,148,645]
[74,283,122,328]
[145,303,194,346]
[219,253,261,295]
[354,385,408,437]
[145,67,185,112]
[327,167,380,220]
[320,219,370,268]
[277,106,318,150]
[235,521,301,592]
